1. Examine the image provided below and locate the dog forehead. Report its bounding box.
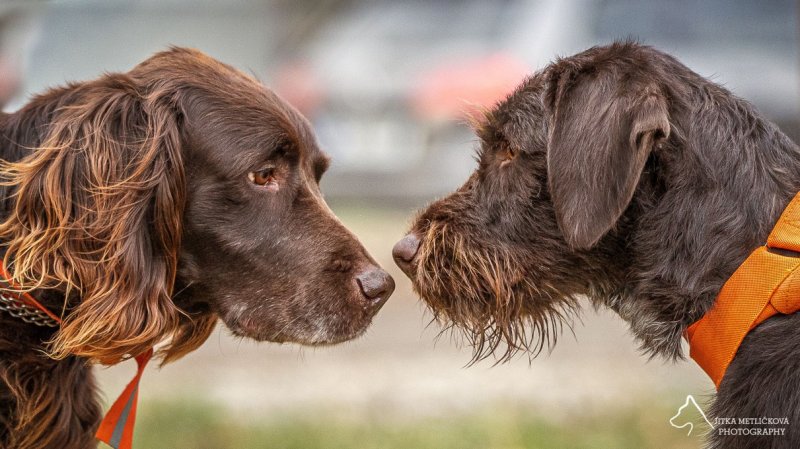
[476,74,548,154]
[185,97,323,172]
[136,48,324,173]
[137,47,311,138]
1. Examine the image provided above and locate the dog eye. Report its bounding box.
[248,167,278,190]
[499,146,516,167]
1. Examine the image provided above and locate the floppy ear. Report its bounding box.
[545,65,670,250]
[0,74,210,363]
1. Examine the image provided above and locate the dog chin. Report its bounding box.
[223,314,372,346]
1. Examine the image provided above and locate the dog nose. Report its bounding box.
[392,233,420,275]
[356,267,395,307]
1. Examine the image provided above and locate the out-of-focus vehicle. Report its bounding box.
[272,0,798,202]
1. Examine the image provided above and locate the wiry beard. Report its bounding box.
[412,221,579,363]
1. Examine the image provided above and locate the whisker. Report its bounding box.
[411,221,579,364]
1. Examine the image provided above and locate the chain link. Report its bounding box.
[0,293,59,327]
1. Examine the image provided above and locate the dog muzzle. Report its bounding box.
[687,192,800,387]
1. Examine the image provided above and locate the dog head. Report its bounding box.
[394,42,676,361]
[0,48,394,363]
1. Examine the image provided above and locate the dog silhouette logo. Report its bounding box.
[670,395,714,436]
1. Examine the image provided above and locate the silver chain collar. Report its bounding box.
[0,293,59,327]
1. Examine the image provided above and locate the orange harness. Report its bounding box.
[0,263,151,449]
[687,192,800,388]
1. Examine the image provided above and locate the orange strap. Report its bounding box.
[0,261,152,449]
[687,192,800,387]
[95,348,153,449]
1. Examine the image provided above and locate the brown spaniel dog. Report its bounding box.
[0,48,394,449]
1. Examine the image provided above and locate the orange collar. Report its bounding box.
[0,263,152,449]
[687,192,800,388]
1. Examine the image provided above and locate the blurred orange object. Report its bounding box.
[412,53,529,122]
[272,61,325,118]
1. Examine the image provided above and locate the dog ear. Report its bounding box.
[544,64,669,250]
[0,75,210,363]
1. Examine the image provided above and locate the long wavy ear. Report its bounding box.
[544,59,670,250]
[0,74,213,363]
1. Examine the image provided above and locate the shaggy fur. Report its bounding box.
[396,42,800,448]
[0,48,393,449]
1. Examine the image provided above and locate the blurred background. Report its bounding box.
[2,0,798,448]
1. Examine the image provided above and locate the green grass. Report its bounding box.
[127,399,704,449]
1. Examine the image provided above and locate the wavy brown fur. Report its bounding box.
[0,76,211,363]
[0,53,222,449]
[0,322,100,449]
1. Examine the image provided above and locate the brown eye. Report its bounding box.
[248,167,278,191]
[499,146,516,167]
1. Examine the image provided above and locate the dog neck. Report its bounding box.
[0,110,103,449]
[0,244,100,449]
[0,290,102,449]
[614,83,800,361]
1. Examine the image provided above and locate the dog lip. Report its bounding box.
[222,290,382,345]
[234,318,373,346]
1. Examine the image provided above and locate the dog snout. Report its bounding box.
[355,266,395,308]
[392,233,420,275]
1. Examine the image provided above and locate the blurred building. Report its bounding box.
[6,0,799,203]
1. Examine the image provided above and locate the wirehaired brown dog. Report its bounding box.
[0,48,394,449]
[394,42,800,448]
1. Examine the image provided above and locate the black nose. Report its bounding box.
[356,267,395,307]
[392,233,420,275]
